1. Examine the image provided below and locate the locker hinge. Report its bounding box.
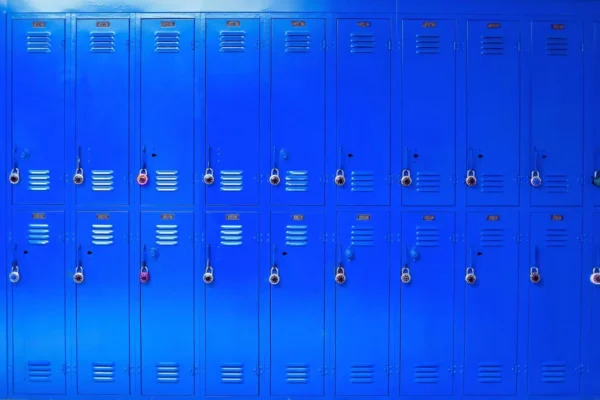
[513,365,520,375]
[321,233,327,243]
[453,41,457,51]
[581,42,585,52]
[255,365,263,375]
[125,40,130,51]
[516,233,524,243]
[388,40,392,50]
[452,233,463,243]
[384,365,393,375]
[517,42,521,52]
[450,365,457,375]
[579,233,588,243]
[322,39,327,50]
[386,233,392,243]
[576,364,586,374]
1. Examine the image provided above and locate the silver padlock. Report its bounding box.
[335,266,346,284]
[73,266,84,284]
[465,170,477,187]
[591,267,600,285]
[530,267,541,284]
[400,170,412,187]
[593,171,600,187]
[9,265,20,284]
[137,169,149,186]
[465,267,476,284]
[73,168,84,185]
[401,267,411,284]
[530,170,542,188]
[335,169,346,186]
[203,266,214,284]
[203,168,215,185]
[9,168,19,185]
[269,169,281,186]
[269,266,280,285]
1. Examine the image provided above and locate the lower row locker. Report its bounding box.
[270,212,325,395]
[76,211,130,395]
[140,212,195,395]
[11,211,66,395]
[528,212,582,395]
[583,213,600,394]
[336,211,390,396]
[400,212,454,396]
[464,211,518,395]
[205,212,260,396]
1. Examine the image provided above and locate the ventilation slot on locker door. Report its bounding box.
[28,170,50,191]
[416,35,440,54]
[220,170,243,192]
[479,229,505,248]
[477,363,502,383]
[350,171,375,192]
[221,364,244,384]
[156,225,178,246]
[544,174,570,193]
[28,361,52,382]
[27,31,51,53]
[154,31,180,53]
[545,37,568,56]
[156,363,179,383]
[541,362,567,383]
[92,224,114,245]
[480,36,504,55]
[286,365,309,384]
[221,225,243,246]
[480,174,505,193]
[351,226,375,246]
[90,31,115,53]
[285,31,310,53]
[220,31,245,52]
[91,170,114,192]
[28,224,50,245]
[155,170,178,192]
[416,172,441,193]
[350,365,374,384]
[350,33,375,53]
[286,225,308,247]
[416,226,440,247]
[414,365,440,384]
[92,362,116,383]
[285,170,309,192]
[544,229,568,248]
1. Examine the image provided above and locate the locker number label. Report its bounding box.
[161,21,176,28]
[357,21,371,28]
[32,21,46,28]
[356,214,371,221]
[551,23,565,30]
[551,214,564,221]
[160,213,175,220]
[291,20,306,27]
[486,215,500,221]
[422,21,437,28]
[96,21,110,28]
[487,23,501,29]
[32,213,46,220]
[96,214,110,220]
[292,214,305,221]
[226,214,240,221]
[423,215,435,221]
[227,20,241,27]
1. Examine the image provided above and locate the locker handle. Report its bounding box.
[204,146,215,185]
[73,146,84,185]
[203,244,214,284]
[335,147,345,186]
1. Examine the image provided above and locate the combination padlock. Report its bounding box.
[269,266,280,285]
[73,168,84,185]
[73,266,84,284]
[400,170,412,187]
[593,171,600,187]
[203,168,215,185]
[591,268,600,285]
[137,169,149,186]
[269,169,281,186]
[335,170,346,186]
[465,170,477,187]
[335,266,346,284]
[465,267,476,284]
[9,168,20,185]
[139,264,150,283]
[9,265,20,284]
[203,266,214,284]
[401,267,411,284]
[530,267,541,284]
[530,171,542,188]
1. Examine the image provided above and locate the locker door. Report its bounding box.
[140,19,194,206]
[76,211,129,395]
[205,212,259,396]
[11,18,65,205]
[76,18,130,206]
[531,22,583,206]
[140,212,194,395]
[528,212,581,395]
[585,213,600,394]
[466,21,520,206]
[336,19,391,206]
[400,212,454,396]
[335,211,389,396]
[271,19,326,206]
[464,212,518,395]
[11,211,65,395]
[206,18,260,206]
[594,23,600,206]
[401,20,456,206]
[270,212,325,396]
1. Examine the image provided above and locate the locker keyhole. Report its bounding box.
[478,154,484,159]
[23,250,28,255]
[347,153,354,158]
[282,252,288,256]
[477,252,483,256]
[413,153,419,158]
[151,153,157,158]
[87,251,93,255]
[542,154,547,159]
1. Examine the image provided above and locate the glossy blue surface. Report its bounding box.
[1,0,600,399]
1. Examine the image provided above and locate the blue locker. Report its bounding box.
[11,18,65,205]
[530,22,583,206]
[270,211,325,396]
[271,19,326,206]
[595,23,600,206]
[140,211,194,396]
[76,211,130,395]
[400,211,454,396]
[401,20,456,206]
[336,19,391,206]
[75,18,130,206]
[583,213,600,394]
[528,212,581,395]
[335,211,389,396]
[205,18,260,205]
[11,211,66,395]
[466,21,520,206]
[140,18,194,206]
[464,211,518,395]
[205,211,259,396]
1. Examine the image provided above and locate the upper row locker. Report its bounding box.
[336,19,391,206]
[140,18,195,206]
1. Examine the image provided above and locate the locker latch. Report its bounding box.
[204,245,214,284]
[73,148,84,185]
[593,171,600,187]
